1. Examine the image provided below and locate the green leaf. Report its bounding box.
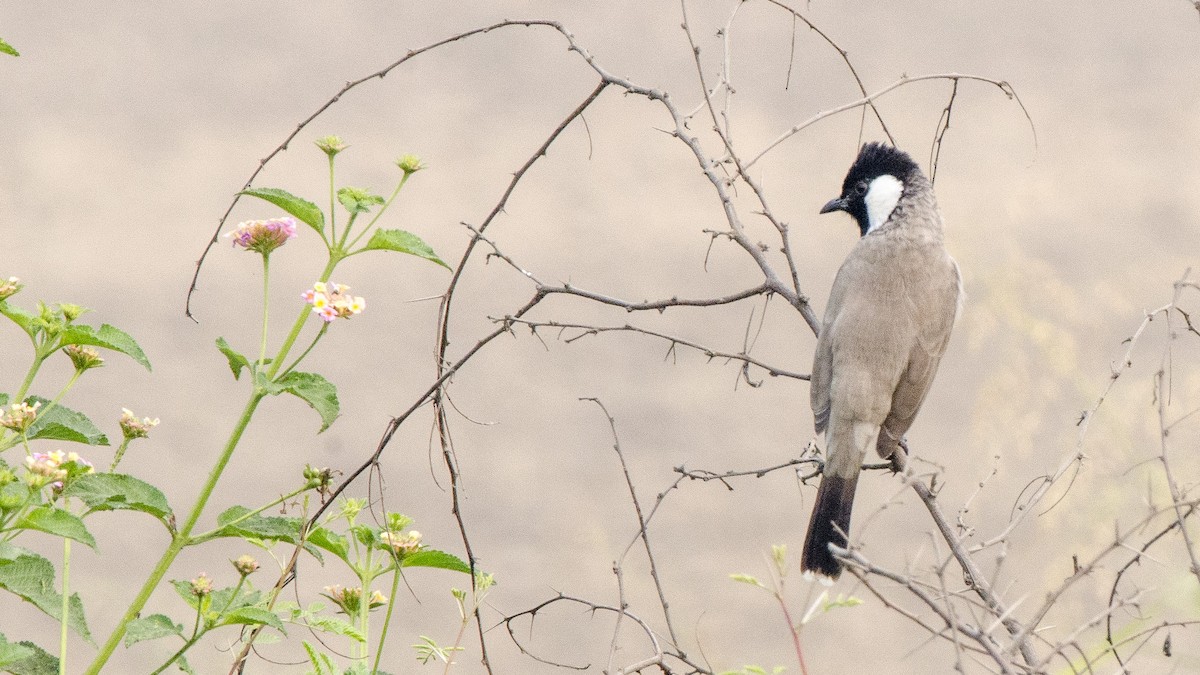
[214,506,303,542]
[4,641,57,675]
[306,527,350,565]
[336,187,385,214]
[266,371,339,432]
[360,229,448,269]
[0,543,92,643]
[220,606,285,632]
[24,397,109,446]
[16,506,97,549]
[0,302,38,337]
[63,473,173,523]
[303,613,363,642]
[124,614,183,647]
[177,654,196,675]
[59,323,151,371]
[240,187,325,234]
[302,641,338,675]
[0,634,35,668]
[216,337,252,380]
[401,549,471,574]
[0,38,19,57]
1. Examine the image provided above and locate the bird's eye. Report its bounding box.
[853,181,868,196]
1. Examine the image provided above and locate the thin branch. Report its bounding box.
[581,397,685,662]
[743,73,1036,172]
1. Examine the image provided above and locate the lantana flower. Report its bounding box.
[380,530,423,560]
[226,217,298,254]
[302,281,366,323]
[119,408,159,440]
[321,585,387,615]
[0,400,40,433]
[0,277,22,301]
[65,344,104,371]
[25,450,94,490]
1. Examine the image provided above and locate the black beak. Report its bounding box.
[820,196,849,214]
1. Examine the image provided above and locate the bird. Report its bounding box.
[800,142,962,580]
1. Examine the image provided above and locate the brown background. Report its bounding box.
[2,2,1200,673]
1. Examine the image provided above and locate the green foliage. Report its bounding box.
[401,550,471,574]
[0,639,57,675]
[0,634,36,668]
[240,187,325,234]
[215,337,252,380]
[59,323,151,371]
[0,543,91,643]
[123,614,183,647]
[15,506,96,549]
[0,38,18,57]
[24,398,108,446]
[63,472,173,525]
[360,229,448,268]
[336,187,385,214]
[263,371,340,432]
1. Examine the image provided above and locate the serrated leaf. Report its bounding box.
[16,506,97,549]
[0,302,38,336]
[214,506,303,542]
[306,527,350,565]
[124,614,183,647]
[63,473,173,524]
[0,634,35,668]
[0,38,19,57]
[304,613,364,642]
[360,229,448,269]
[302,641,338,675]
[240,187,324,234]
[267,371,339,432]
[215,337,252,380]
[0,544,92,643]
[401,549,471,574]
[336,187,385,214]
[59,323,151,371]
[24,397,109,446]
[220,606,285,632]
[5,641,57,675]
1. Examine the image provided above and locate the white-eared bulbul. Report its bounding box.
[801,142,962,579]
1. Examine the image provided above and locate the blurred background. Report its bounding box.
[2,2,1199,673]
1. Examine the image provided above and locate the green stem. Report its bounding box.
[265,255,340,381]
[189,483,312,544]
[12,353,43,403]
[357,552,373,663]
[371,565,403,674]
[84,392,266,675]
[59,537,71,675]
[148,632,202,675]
[328,154,337,243]
[345,173,410,254]
[259,254,271,365]
[275,324,328,380]
[109,439,131,472]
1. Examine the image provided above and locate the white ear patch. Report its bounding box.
[864,174,903,234]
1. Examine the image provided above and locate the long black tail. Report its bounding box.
[800,473,859,579]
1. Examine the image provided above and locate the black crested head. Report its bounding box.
[820,142,924,236]
[841,142,921,193]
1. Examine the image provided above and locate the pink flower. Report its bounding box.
[226,217,298,254]
[302,281,367,323]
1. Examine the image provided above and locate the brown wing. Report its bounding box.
[877,257,961,459]
[811,323,833,434]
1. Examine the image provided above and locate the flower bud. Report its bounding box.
[396,154,424,174]
[65,344,104,371]
[315,135,347,157]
